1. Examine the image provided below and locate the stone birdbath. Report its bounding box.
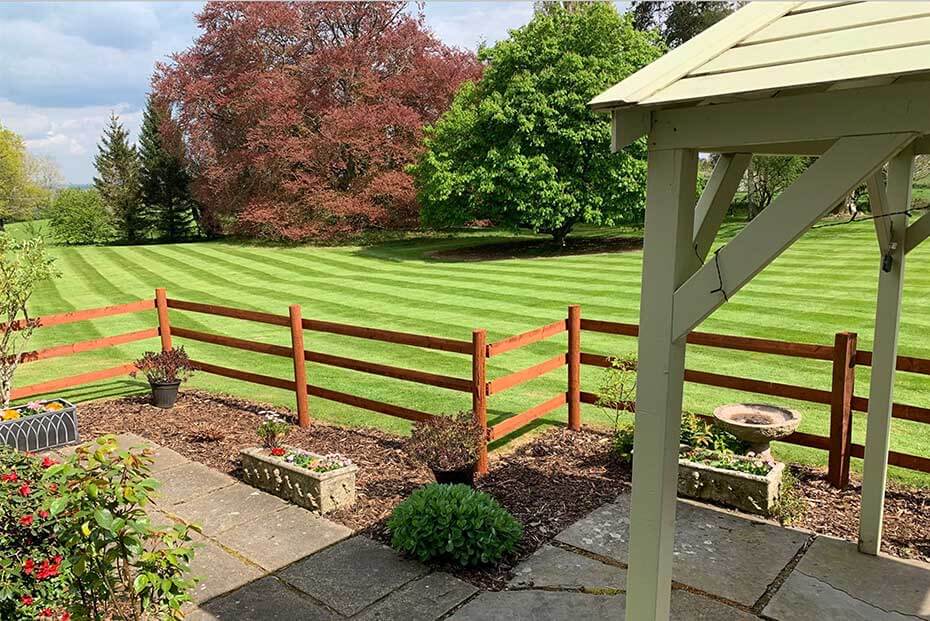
[713,403,801,462]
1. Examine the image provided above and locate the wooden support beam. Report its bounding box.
[866,173,892,254]
[859,150,915,556]
[693,153,751,262]
[672,133,916,340]
[611,109,651,151]
[905,210,930,254]
[626,148,698,621]
[649,81,930,152]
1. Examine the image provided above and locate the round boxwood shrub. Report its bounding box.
[388,483,522,566]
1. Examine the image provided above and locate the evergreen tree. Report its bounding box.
[93,113,147,242]
[138,95,199,241]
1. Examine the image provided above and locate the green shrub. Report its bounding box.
[388,484,521,566]
[0,436,198,620]
[49,187,116,245]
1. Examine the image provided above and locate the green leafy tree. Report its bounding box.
[48,187,116,245]
[0,124,44,226]
[412,3,663,244]
[94,113,147,242]
[138,95,199,241]
[745,156,811,220]
[630,1,740,48]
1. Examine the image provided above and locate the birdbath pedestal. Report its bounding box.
[712,403,801,462]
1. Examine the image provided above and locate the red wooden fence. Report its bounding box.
[13,289,930,484]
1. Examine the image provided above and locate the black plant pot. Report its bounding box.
[150,381,181,409]
[431,463,477,487]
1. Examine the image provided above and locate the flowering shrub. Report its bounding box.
[1,437,198,620]
[1,399,67,422]
[388,484,522,567]
[0,446,71,620]
[131,347,194,384]
[257,412,291,449]
[406,411,483,471]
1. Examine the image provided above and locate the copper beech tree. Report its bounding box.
[155,2,481,241]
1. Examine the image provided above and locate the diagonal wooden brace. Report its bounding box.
[693,153,751,263]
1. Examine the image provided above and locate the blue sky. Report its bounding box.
[0,1,552,184]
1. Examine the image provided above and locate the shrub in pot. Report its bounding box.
[131,346,194,408]
[388,483,522,566]
[407,411,483,485]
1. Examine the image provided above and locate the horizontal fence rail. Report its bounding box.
[13,291,930,484]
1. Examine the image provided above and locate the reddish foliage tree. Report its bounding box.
[155,2,481,241]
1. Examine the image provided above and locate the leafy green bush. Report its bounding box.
[388,484,521,567]
[48,187,116,245]
[0,436,198,619]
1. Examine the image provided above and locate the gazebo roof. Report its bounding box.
[591,1,930,112]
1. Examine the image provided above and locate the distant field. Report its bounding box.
[10,216,930,486]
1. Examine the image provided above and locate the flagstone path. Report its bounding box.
[54,434,930,620]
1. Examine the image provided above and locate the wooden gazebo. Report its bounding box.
[590,2,930,619]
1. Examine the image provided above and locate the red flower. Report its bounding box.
[19,514,33,526]
[60,613,70,621]
[47,483,58,493]
[1,471,17,482]
[270,447,286,457]
[40,610,53,619]
[20,594,33,606]
[41,456,56,469]
[36,557,60,580]
[38,509,49,519]
[19,484,31,496]
[23,559,35,575]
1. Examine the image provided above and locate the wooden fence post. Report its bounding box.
[289,304,311,428]
[472,329,489,474]
[828,331,857,488]
[155,288,172,352]
[567,305,581,431]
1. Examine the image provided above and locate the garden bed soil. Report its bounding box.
[429,236,643,262]
[77,390,930,589]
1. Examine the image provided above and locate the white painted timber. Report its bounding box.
[645,43,930,106]
[693,153,751,262]
[671,133,916,340]
[589,2,799,110]
[649,81,930,151]
[905,211,930,254]
[612,109,651,151]
[866,172,893,254]
[742,2,930,46]
[859,149,915,556]
[625,149,698,621]
[787,1,861,15]
[697,16,930,76]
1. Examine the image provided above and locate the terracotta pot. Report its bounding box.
[150,381,181,409]
[431,463,476,486]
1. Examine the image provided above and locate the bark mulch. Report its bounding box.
[77,390,930,589]
[428,236,643,262]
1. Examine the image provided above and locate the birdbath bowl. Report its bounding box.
[713,403,801,461]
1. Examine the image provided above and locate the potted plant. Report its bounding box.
[131,346,194,408]
[407,411,484,486]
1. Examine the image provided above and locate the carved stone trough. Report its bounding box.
[240,447,358,513]
[677,450,784,515]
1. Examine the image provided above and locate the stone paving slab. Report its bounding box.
[156,460,238,506]
[188,576,336,620]
[55,432,189,473]
[556,493,808,607]
[449,589,756,621]
[353,572,478,621]
[186,534,265,605]
[170,482,289,536]
[509,544,627,592]
[213,503,351,572]
[278,536,429,616]
[763,536,930,620]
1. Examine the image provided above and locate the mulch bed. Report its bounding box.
[428,236,643,262]
[77,390,930,589]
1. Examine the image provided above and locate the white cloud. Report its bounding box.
[421,2,535,50]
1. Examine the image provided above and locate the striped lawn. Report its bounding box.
[12,218,930,487]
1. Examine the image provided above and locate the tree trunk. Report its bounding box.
[547,219,576,247]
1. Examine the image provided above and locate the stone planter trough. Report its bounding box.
[677,451,785,516]
[240,447,358,513]
[0,399,79,452]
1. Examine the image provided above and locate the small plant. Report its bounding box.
[596,354,637,421]
[257,411,291,449]
[407,411,483,471]
[273,448,352,473]
[0,234,59,407]
[682,448,771,476]
[771,467,807,525]
[1,398,67,421]
[612,422,635,463]
[388,484,522,566]
[131,346,194,384]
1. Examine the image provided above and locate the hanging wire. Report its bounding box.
[709,248,728,301]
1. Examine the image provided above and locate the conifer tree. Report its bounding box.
[93,113,147,242]
[138,95,199,240]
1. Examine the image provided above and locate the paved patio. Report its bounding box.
[57,434,930,620]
